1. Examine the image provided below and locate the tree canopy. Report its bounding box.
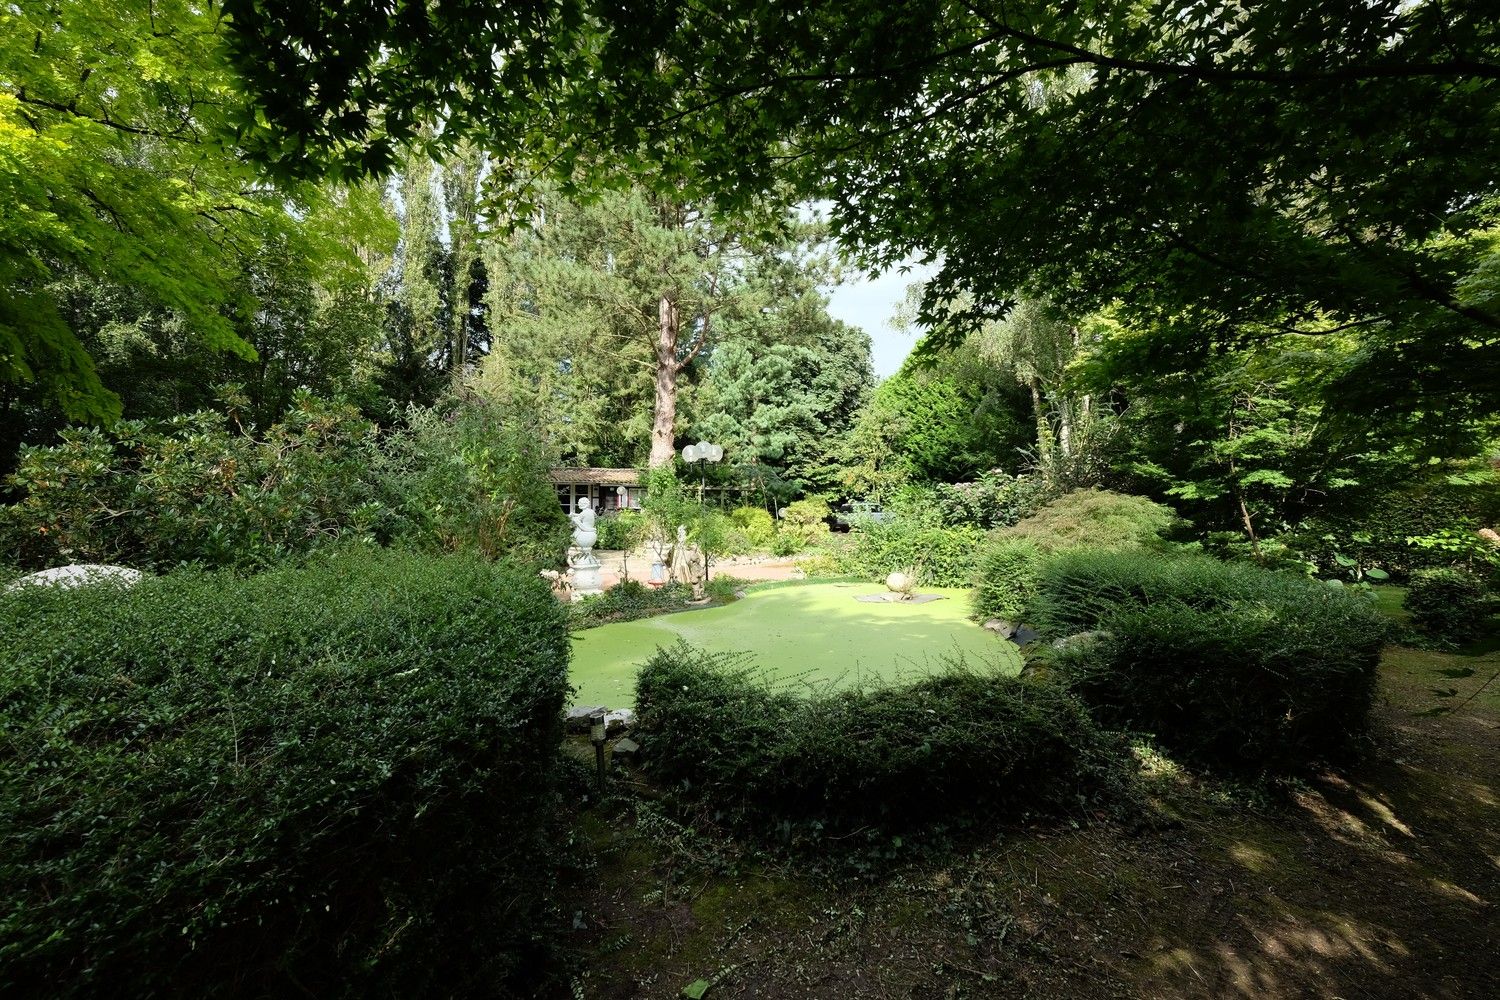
[222,1,1500,431]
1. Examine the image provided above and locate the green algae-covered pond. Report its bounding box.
[568,581,1022,707]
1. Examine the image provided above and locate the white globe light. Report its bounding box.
[707,444,724,462]
[681,444,700,462]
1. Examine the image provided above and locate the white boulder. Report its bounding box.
[6,564,143,593]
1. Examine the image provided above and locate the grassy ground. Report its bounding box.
[568,582,1020,708]
[550,591,1500,999]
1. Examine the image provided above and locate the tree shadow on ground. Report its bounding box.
[557,646,1498,999]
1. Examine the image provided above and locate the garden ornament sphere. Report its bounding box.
[885,571,913,595]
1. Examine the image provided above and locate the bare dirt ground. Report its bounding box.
[551,643,1499,999]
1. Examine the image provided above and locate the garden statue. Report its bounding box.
[669,524,691,584]
[567,497,604,600]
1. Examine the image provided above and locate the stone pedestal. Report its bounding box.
[569,563,604,601]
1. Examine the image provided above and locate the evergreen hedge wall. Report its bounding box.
[0,549,570,998]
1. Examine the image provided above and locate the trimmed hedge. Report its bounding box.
[1406,567,1494,643]
[971,538,1041,622]
[634,643,1121,836]
[0,549,570,998]
[837,520,985,588]
[1035,551,1387,773]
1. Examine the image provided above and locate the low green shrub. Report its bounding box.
[780,498,831,543]
[1035,551,1386,773]
[729,506,777,548]
[930,471,1053,529]
[1406,567,1494,643]
[971,539,1041,622]
[596,509,646,551]
[0,549,570,998]
[795,543,848,577]
[996,488,1180,553]
[706,575,744,602]
[842,519,984,588]
[571,579,694,628]
[771,530,805,556]
[634,643,1121,837]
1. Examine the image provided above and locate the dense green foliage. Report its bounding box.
[1286,480,1500,578]
[571,579,695,629]
[997,489,1181,553]
[1405,568,1495,644]
[926,471,1052,531]
[634,643,1120,838]
[595,509,647,552]
[226,2,1500,439]
[373,394,568,565]
[2,0,265,419]
[845,352,1030,493]
[835,521,984,589]
[691,289,874,500]
[779,497,831,544]
[971,539,1041,623]
[1037,552,1387,773]
[728,506,776,548]
[1,393,564,571]
[2,397,380,569]
[0,550,570,997]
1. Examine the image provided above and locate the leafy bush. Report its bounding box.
[780,497,831,543]
[1406,567,1494,643]
[0,549,570,997]
[571,580,695,628]
[996,488,1180,553]
[771,530,805,556]
[839,519,984,587]
[634,644,1120,837]
[1,398,382,570]
[596,509,646,551]
[930,471,1053,530]
[729,506,776,547]
[0,393,567,571]
[1287,480,1500,577]
[1035,551,1386,772]
[374,394,568,565]
[706,574,744,602]
[971,539,1041,622]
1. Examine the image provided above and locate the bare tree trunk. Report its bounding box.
[1226,401,1262,561]
[1057,399,1073,459]
[649,294,680,467]
[1237,491,1262,560]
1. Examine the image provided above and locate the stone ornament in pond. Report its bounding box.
[884,570,914,596]
[6,564,143,593]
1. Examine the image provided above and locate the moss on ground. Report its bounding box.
[552,639,1500,999]
[568,581,1019,707]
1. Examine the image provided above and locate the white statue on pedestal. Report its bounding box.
[569,497,598,564]
[567,497,604,599]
